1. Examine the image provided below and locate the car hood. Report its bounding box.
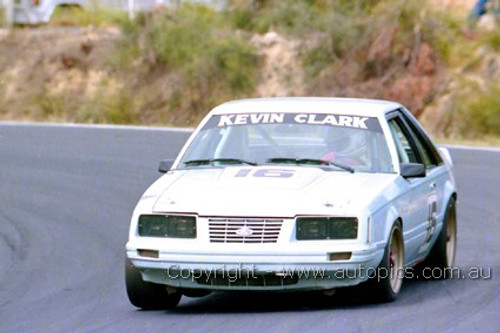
[151,166,397,217]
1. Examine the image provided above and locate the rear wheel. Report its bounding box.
[125,257,182,310]
[369,221,404,302]
[420,197,457,279]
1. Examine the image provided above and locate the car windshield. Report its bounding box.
[178,112,395,173]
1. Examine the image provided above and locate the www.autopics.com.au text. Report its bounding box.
[163,264,492,283]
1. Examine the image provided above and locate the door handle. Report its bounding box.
[429,182,436,189]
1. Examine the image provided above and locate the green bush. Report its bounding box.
[118,4,258,120]
[146,6,222,68]
[369,0,459,60]
[450,80,500,138]
[246,1,319,35]
[229,0,381,35]
[420,10,462,61]
[301,0,461,81]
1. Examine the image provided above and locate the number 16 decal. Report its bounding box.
[234,168,296,178]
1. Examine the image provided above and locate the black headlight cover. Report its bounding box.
[296,217,358,240]
[138,214,196,238]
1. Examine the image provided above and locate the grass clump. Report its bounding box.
[230,1,320,35]
[76,91,135,124]
[22,88,135,124]
[50,3,128,27]
[482,29,500,52]
[0,8,5,27]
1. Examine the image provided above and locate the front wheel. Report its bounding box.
[125,257,182,310]
[369,221,404,302]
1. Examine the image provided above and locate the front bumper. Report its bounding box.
[126,242,385,291]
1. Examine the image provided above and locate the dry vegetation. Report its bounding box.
[0,0,500,141]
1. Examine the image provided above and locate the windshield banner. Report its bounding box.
[203,113,382,132]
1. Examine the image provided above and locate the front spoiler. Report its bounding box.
[126,245,385,291]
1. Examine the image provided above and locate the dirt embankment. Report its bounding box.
[0,27,122,122]
[0,0,498,140]
[0,26,442,123]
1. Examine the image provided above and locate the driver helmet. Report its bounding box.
[324,127,368,159]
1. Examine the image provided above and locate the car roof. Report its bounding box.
[210,97,402,117]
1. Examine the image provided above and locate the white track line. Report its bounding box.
[2,122,500,151]
[0,121,193,132]
[443,144,500,153]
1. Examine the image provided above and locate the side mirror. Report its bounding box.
[158,159,175,173]
[400,163,426,178]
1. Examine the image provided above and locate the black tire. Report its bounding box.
[419,197,457,279]
[368,221,404,303]
[181,289,211,298]
[125,257,182,310]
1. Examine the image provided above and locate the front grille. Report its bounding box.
[196,273,298,287]
[208,218,283,243]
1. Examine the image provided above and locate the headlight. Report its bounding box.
[296,217,358,240]
[138,214,196,238]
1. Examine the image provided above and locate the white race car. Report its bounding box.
[125,97,457,309]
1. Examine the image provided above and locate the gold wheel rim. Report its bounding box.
[446,205,457,268]
[389,228,403,293]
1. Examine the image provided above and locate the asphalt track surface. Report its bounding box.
[1,123,499,333]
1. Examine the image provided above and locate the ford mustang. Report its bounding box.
[125,97,457,309]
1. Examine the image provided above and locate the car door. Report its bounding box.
[387,112,440,264]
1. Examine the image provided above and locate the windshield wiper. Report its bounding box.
[184,158,258,167]
[266,158,354,173]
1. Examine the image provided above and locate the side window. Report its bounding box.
[399,110,443,167]
[408,129,433,167]
[388,118,419,164]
